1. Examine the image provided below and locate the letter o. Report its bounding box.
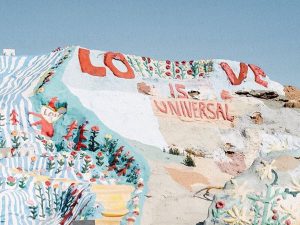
[104,52,135,79]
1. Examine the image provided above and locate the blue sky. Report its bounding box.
[1,0,299,86]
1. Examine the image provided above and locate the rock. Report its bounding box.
[284,100,300,108]
[235,90,279,99]
[220,90,232,100]
[284,85,300,100]
[250,112,263,125]
[216,152,246,176]
[283,85,300,108]
[185,148,205,158]
[188,90,200,99]
[137,82,152,95]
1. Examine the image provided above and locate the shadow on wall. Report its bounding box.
[196,222,205,225]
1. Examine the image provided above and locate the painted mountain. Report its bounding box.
[0,46,300,225]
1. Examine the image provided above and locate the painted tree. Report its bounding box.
[88,126,100,152]
[10,109,19,125]
[63,120,78,140]
[74,122,88,151]
[0,111,5,126]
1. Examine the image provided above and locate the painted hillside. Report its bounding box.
[0,46,300,225]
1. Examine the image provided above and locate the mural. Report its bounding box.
[1,46,299,225]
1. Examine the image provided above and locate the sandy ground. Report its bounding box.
[128,140,232,225]
[141,160,211,225]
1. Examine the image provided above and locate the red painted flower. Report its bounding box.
[142,57,146,61]
[48,156,54,161]
[91,126,100,132]
[84,155,92,162]
[71,151,77,156]
[165,72,171,76]
[199,73,204,77]
[189,60,194,65]
[7,176,16,183]
[272,214,278,220]
[285,219,291,225]
[175,61,179,66]
[127,217,135,222]
[97,151,103,157]
[149,66,153,71]
[166,60,171,65]
[76,172,83,177]
[176,75,181,79]
[166,65,171,70]
[181,61,186,65]
[147,58,151,63]
[89,164,96,169]
[187,69,193,75]
[90,178,96,182]
[175,69,180,73]
[215,201,225,209]
[45,180,51,187]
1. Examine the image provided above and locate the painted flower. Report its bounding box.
[31,156,36,162]
[149,66,153,71]
[277,201,300,222]
[53,183,59,189]
[91,126,100,132]
[272,214,278,220]
[26,199,35,206]
[166,60,171,65]
[11,130,18,137]
[76,172,83,178]
[216,201,225,209]
[89,164,96,169]
[90,178,96,182]
[166,65,171,70]
[142,57,146,61]
[187,69,193,75]
[137,169,142,176]
[285,219,291,225]
[147,58,151,63]
[165,71,171,76]
[84,155,92,162]
[181,61,186,65]
[104,134,112,140]
[70,151,77,157]
[127,217,136,222]
[45,180,51,187]
[223,205,251,225]
[189,60,194,65]
[256,160,277,180]
[48,156,54,161]
[175,69,180,73]
[175,61,179,66]
[133,207,139,215]
[97,151,103,157]
[7,176,16,186]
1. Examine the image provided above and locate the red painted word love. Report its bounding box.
[78,47,268,88]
